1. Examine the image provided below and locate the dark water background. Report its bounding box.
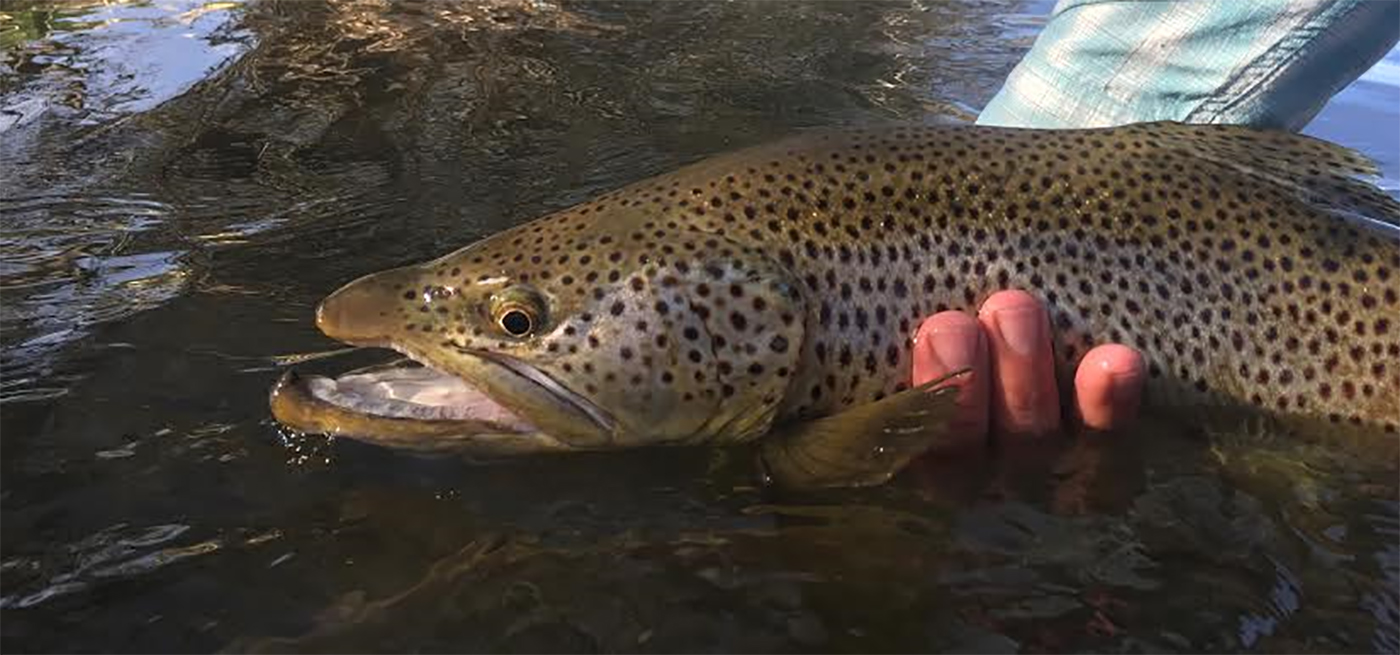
[2,1,1397,652]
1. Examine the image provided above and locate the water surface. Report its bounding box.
[2,1,1397,652]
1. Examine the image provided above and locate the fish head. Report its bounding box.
[276,207,807,453]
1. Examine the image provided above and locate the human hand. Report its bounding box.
[912,290,1145,444]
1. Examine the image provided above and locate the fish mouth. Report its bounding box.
[269,346,615,455]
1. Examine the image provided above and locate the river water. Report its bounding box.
[2,1,1397,652]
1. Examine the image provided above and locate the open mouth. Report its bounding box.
[268,348,614,454]
[296,360,536,428]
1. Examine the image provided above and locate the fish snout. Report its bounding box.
[316,268,416,346]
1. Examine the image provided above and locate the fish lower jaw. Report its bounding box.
[464,348,618,436]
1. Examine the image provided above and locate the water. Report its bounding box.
[2,1,1397,652]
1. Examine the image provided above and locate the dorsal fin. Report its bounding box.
[1130,121,1400,229]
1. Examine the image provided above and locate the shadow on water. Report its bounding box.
[1,0,1397,652]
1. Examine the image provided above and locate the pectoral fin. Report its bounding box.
[758,370,969,490]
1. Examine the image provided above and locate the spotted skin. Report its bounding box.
[335,122,1400,445]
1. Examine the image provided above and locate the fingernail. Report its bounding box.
[990,305,1043,357]
[1105,351,1143,389]
[930,322,979,372]
[1108,368,1142,407]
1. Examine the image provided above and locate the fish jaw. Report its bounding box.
[268,368,578,455]
[268,344,617,453]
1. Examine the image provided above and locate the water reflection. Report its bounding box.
[0,0,250,127]
[0,193,189,402]
[1,0,1396,652]
[1,0,251,399]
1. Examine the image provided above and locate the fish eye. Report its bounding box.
[491,287,547,338]
[499,307,534,336]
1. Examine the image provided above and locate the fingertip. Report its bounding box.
[913,311,982,384]
[914,310,981,344]
[1075,344,1146,430]
[978,290,1060,438]
[913,310,990,442]
[1090,344,1146,379]
[977,289,1041,318]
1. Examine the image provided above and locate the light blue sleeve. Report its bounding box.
[976,0,1400,131]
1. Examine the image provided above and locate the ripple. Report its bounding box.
[0,522,221,610]
[0,0,251,132]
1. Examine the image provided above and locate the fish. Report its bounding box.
[270,121,1400,488]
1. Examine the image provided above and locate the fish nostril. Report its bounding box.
[426,285,455,301]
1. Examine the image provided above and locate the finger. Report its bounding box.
[978,290,1061,438]
[1074,343,1146,430]
[912,311,990,443]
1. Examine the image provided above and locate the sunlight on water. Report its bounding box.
[1,1,1396,652]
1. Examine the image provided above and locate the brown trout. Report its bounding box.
[270,122,1400,487]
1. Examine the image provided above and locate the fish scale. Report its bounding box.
[549,122,1400,435]
[288,122,1400,467]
